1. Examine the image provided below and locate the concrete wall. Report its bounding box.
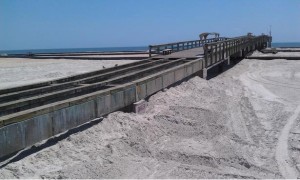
[0,59,203,159]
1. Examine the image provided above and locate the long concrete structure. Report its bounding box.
[1,52,149,60]
[0,34,271,160]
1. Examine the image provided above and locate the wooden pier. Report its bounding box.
[0,33,272,160]
[149,34,272,78]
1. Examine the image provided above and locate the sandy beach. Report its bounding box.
[252,50,300,57]
[0,56,299,178]
[0,58,138,90]
[1,0,299,177]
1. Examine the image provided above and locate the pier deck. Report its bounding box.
[155,47,204,59]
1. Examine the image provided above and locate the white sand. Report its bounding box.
[0,58,138,90]
[0,57,300,178]
[276,48,300,51]
[252,50,300,57]
[38,54,149,58]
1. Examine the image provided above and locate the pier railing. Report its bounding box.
[203,35,272,68]
[149,37,228,57]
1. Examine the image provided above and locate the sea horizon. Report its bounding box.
[1,42,300,55]
[0,46,149,55]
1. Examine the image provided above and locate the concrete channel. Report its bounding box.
[0,58,186,116]
[0,58,203,159]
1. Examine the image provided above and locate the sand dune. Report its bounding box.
[0,58,299,178]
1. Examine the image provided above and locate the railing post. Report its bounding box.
[235,41,237,54]
[220,42,223,60]
[149,45,152,57]
[230,41,233,55]
[204,44,208,68]
[214,45,217,63]
[222,42,225,59]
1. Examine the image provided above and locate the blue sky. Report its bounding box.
[1,0,300,50]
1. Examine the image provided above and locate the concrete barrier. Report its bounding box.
[24,114,53,147]
[133,100,147,114]
[0,58,203,159]
[162,71,175,88]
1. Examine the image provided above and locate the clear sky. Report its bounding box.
[1,0,300,50]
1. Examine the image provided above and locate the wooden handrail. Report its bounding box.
[149,37,228,57]
[203,35,272,68]
[148,34,271,58]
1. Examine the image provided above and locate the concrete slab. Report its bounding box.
[52,100,96,134]
[202,68,208,80]
[186,64,193,77]
[155,77,163,93]
[24,114,53,147]
[52,106,76,134]
[192,61,202,73]
[146,79,156,96]
[74,100,96,125]
[175,68,185,82]
[97,95,111,116]
[162,72,175,88]
[3,122,25,157]
[110,91,124,111]
[124,86,136,106]
[136,83,146,101]
[133,99,147,114]
[0,127,6,157]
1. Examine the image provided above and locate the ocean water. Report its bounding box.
[1,43,299,55]
[0,46,148,55]
[272,42,300,48]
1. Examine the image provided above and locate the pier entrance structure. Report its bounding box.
[0,33,271,160]
[199,32,220,41]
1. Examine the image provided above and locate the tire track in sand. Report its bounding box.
[275,105,300,178]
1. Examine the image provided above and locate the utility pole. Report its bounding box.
[268,25,272,48]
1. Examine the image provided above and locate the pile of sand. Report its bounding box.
[0,58,138,89]
[0,58,299,178]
